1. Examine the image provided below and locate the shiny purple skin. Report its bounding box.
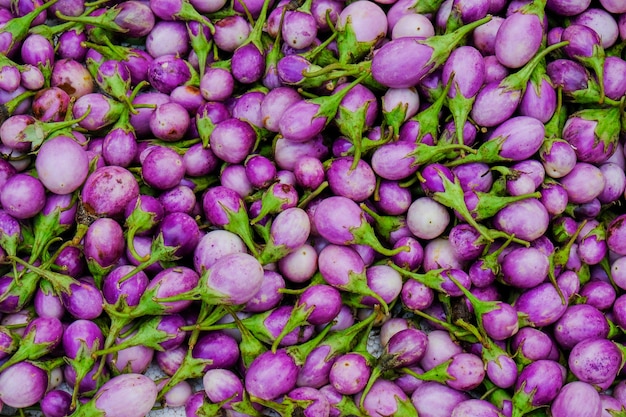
[192,331,240,372]
[519,77,557,123]
[370,141,420,180]
[203,368,243,410]
[34,285,65,320]
[298,284,343,326]
[546,58,589,94]
[244,270,285,313]
[482,302,519,341]
[487,116,546,160]
[318,244,365,288]
[501,247,549,289]
[540,139,577,179]
[35,135,90,195]
[103,127,138,168]
[562,24,601,61]
[451,162,493,193]
[312,196,367,245]
[514,280,569,327]
[486,354,518,389]
[495,12,544,69]
[145,21,190,58]
[0,361,48,408]
[607,215,626,255]
[443,353,485,391]
[63,319,103,359]
[297,344,334,389]
[62,278,104,320]
[354,379,413,416]
[274,135,329,171]
[210,118,257,164]
[245,349,299,401]
[278,100,329,143]
[329,353,371,395]
[469,81,521,127]
[515,360,565,406]
[286,387,330,417]
[90,374,157,417]
[204,252,265,305]
[512,327,554,361]
[202,185,246,227]
[448,223,485,262]
[553,304,610,350]
[102,265,150,307]
[149,102,190,142]
[551,381,602,417]
[84,217,125,269]
[21,33,54,69]
[40,389,72,417]
[443,45,485,99]
[337,82,379,127]
[493,198,549,242]
[560,162,606,204]
[232,43,265,84]
[148,54,193,94]
[193,230,246,273]
[385,328,429,368]
[603,56,626,101]
[82,165,140,218]
[145,266,200,314]
[245,155,276,189]
[598,163,626,204]
[327,157,376,202]
[141,146,185,191]
[23,315,63,351]
[0,173,45,219]
[261,87,302,132]
[183,143,219,177]
[569,339,622,389]
[411,381,470,417]
[451,399,502,417]
[579,280,616,311]
[563,113,618,165]
[269,207,310,250]
[547,0,590,15]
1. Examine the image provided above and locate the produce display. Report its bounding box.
[1,0,626,415]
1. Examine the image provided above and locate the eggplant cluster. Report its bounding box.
[0,0,626,416]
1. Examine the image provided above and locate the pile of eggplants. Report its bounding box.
[1,0,626,415]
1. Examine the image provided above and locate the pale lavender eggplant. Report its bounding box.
[553,304,610,350]
[551,381,602,417]
[559,162,606,204]
[411,381,470,417]
[512,359,564,417]
[141,146,185,191]
[76,373,157,417]
[245,349,299,401]
[203,368,243,410]
[514,279,570,327]
[0,173,45,219]
[492,198,549,242]
[371,17,491,88]
[569,338,622,389]
[0,361,48,408]
[327,156,376,202]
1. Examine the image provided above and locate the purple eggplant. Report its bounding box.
[371,16,491,88]
[568,338,623,389]
[0,360,48,408]
[73,373,157,417]
[313,195,405,257]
